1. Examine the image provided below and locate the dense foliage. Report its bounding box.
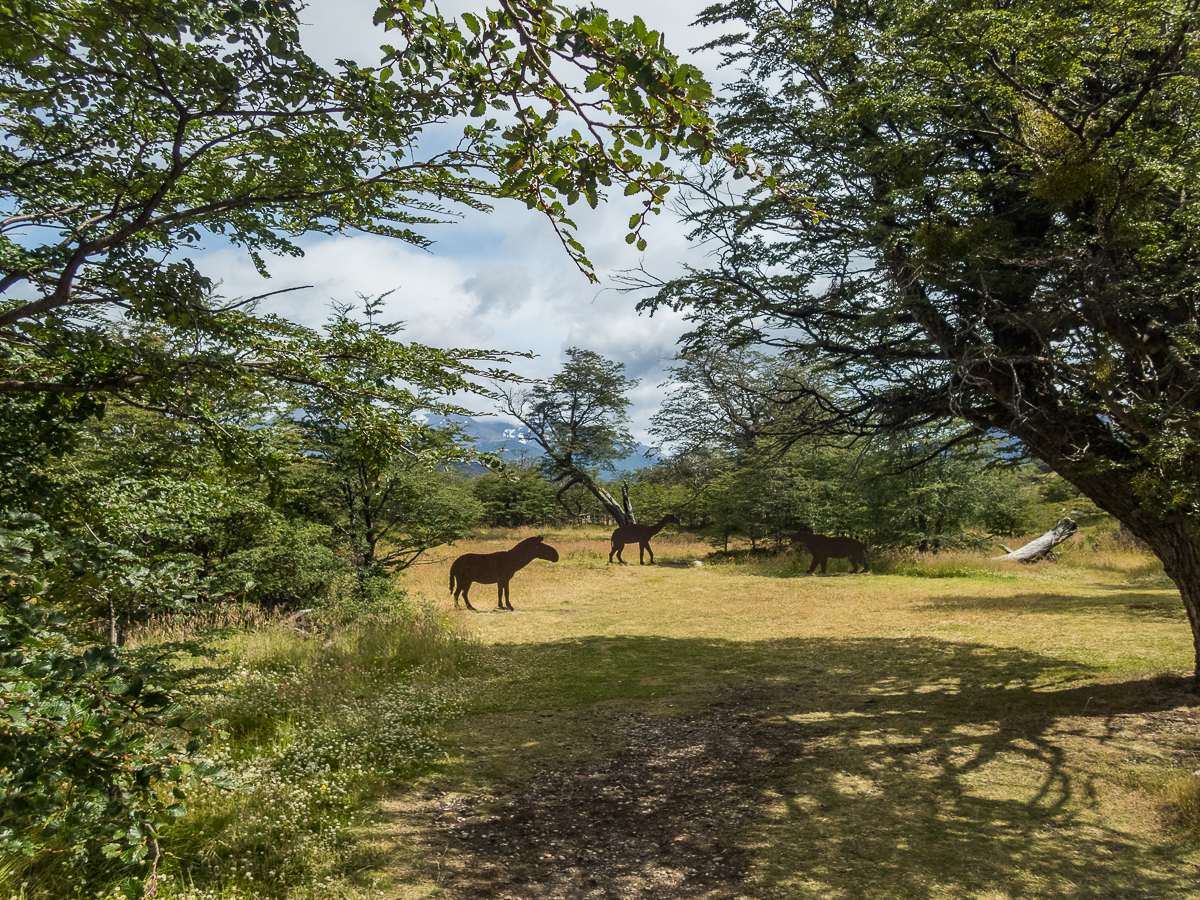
[0,597,223,895]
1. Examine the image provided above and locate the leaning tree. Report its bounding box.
[501,348,640,524]
[636,0,1200,681]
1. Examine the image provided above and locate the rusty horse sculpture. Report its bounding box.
[790,529,867,575]
[449,535,559,611]
[609,514,680,565]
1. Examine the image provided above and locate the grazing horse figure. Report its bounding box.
[449,535,559,611]
[790,529,868,575]
[609,514,681,565]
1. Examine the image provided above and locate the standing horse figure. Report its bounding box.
[449,535,559,611]
[609,514,680,565]
[790,529,868,575]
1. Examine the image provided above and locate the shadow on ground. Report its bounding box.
[380,635,1200,900]
[914,588,1186,620]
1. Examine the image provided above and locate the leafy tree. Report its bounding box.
[500,348,641,524]
[639,0,1200,681]
[858,437,1036,550]
[650,347,827,456]
[0,0,716,457]
[472,467,560,527]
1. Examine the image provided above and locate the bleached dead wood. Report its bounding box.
[991,518,1078,561]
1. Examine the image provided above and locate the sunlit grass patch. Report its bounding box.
[89,525,1198,900]
[141,608,476,900]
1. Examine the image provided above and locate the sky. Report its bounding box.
[202,1,734,446]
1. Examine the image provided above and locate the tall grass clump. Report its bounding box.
[30,594,480,900]
[1054,528,1171,582]
[155,603,474,899]
[870,548,1012,578]
[1122,762,1200,839]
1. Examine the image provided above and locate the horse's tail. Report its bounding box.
[448,570,456,593]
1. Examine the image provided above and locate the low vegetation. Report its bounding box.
[13,526,1191,899]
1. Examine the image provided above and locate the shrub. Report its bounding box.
[0,599,223,897]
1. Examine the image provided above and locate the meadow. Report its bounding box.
[22,525,1198,900]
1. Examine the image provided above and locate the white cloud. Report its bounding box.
[460,266,533,316]
[193,0,729,442]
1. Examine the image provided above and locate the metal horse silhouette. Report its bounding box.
[449,535,559,611]
[609,514,680,565]
[790,529,868,575]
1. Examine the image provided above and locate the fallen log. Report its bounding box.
[991,518,1077,562]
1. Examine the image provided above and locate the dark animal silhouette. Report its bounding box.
[449,535,559,611]
[609,514,680,565]
[790,529,867,575]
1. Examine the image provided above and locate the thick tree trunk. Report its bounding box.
[992,518,1077,561]
[1041,463,1200,687]
[621,482,636,524]
[1127,511,1200,688]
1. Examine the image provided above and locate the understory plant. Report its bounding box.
[151,611,476,899]
[0,598,224,899]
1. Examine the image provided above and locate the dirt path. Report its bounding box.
[388,686,804,899]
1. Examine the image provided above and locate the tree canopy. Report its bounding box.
[0,0,716,466]
[636,0,1200,680]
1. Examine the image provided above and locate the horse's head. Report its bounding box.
[664,513,681,526]
[531,535,559,563]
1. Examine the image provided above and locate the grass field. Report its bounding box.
[370,526,1200,900]
[43,525,1196,900]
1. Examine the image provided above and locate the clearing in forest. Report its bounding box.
[363,528,1200,900]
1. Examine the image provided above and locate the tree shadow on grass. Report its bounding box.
[393,635,1200,900]
[915,588,1188,621]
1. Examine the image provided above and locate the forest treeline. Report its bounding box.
[36,383,1095,642]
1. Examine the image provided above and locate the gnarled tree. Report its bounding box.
[636,0,1200,681]
[501,348,639,524]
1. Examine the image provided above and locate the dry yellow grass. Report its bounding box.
[371,526,1200,900]
[402,526,1189,677]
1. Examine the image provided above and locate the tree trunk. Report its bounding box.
[556,474,633,526]
[1035,461,1200,687]
[621,482,636,524]
[108,598,119,646]
[991,518,1078,561]
[1123,509,1200,688]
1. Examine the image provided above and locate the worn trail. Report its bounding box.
[412,688,805,899]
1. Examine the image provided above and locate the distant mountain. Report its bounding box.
[439,414,658,473]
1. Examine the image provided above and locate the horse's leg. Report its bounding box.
[819,556,828,574]
[615,543,625,564]
[503,582,513,612]
[609,541,620,564]
[458,583,476,611]
[644,542,654,565]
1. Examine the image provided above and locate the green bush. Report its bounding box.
[0,598,223,897]
[210,521,346,611]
